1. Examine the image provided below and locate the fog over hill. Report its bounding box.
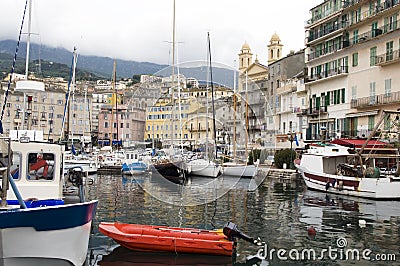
[0,40,235,87]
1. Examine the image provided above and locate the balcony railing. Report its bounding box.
[308,41,347,60]
[351,90,400,108]
[307,66,349,82]
[376,49,400,66]
[276,83,297,95]
[306,4,342,26]
[306,105,328,116]
[342,0,364,9]
[306,0,399,29]
[307,21,348,42]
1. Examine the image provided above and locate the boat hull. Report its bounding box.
[150,160,185,183]
[0,200,98,266]
[189,159,221,178]
[99,222,234,256]
[296,163,400,199]
[64,160,98,175]
[122,162,147,175]
[222,164,257,178]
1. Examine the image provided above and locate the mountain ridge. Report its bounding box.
[0,39,234,87]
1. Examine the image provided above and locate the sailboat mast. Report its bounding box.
[24,0,32,80]
[245,71,249,164]
[110,60,116,147]
[208,32,218,159]
[233,61,237,160]
[170,0,176,149]
[115,62,119,149]
[21,0,33,130]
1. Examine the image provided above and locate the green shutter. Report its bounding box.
[326,92,330,106]
[341,88,345,103]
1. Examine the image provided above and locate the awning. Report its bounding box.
[346,110,378,118]
[331,138,388,148]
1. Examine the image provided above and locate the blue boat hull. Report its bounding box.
[0,200,98,265]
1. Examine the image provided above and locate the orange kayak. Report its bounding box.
[99,222,235,256]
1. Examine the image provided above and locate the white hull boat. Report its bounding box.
[222,162,258,178]
[188,159,221,178]
[0,135,98,266]
[295,142,400,199]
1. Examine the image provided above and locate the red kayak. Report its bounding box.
[99,222,236,256]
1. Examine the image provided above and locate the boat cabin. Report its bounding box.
[1,139,64,202]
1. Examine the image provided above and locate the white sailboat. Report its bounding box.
[222,71,257,178]
[62,48,98,175]
[188,32,222,178]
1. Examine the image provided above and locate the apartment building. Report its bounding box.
[304,0,400,140]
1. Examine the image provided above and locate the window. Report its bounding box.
[352,53,358,66]
[371,21,379,37]
[28,152,55,181]
[385,79,392,96]
[341,88,345,103]
[370,46,377,66]
[386,41,394,61]
[351,86,357,100]
[368,116,375,131]
[353,29,359,44]
[369,82,376,104]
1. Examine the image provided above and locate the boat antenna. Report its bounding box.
[0,0,29,134]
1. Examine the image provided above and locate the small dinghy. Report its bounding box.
[99,221,256,256]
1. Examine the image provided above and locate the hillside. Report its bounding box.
[0,40,235,87]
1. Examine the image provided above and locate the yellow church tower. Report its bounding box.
[267,32,283,65]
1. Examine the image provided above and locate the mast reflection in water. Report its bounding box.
[86,173,400,265]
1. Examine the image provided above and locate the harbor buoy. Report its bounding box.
[307,226,317,236]
[358,219,366,227]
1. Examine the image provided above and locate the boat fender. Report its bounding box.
[325,182,330,191]
[338,180,344,191]
[331,179,336,188]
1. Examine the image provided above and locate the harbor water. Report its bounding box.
[85,171,400,265]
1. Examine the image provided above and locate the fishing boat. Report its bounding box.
[0,135,98,265]
[0,3,97,263]
[98,221,256,256]
[295,110,400,199]
[121,149,148,175]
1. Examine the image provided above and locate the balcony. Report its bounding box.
[307,66,349,82]
[306,105,328,117]
[306,4,342,26]
[276,82,297,95]
[376,49,400,66]
[307,41,347,61]
[297,109,309,117]
[307,21,348,43]
[308,20,398,61]
[351,90,400,108]
[342,0,364,9]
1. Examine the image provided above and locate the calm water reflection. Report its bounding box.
[86,173,400,266]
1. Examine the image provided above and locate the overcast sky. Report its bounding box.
[1,0,322,68]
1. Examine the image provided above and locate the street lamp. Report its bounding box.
[287,132,295,169]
